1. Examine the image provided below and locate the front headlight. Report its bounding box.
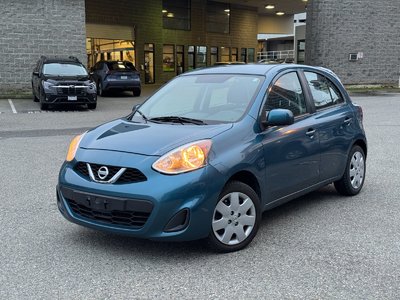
[66,133,85,162]
[152,140,212,174]
[88,82,96,90]
[42,81,54,91]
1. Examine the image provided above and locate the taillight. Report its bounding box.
[354,104,363,123]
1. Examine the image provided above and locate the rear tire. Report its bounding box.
[133,89,141,97]
[207,181,261,253]
[334,145,366,196]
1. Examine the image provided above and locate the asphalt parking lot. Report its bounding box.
[0,91,399,299]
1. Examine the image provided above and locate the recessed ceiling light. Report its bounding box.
[265,4,275,9]
[276,11,285,16]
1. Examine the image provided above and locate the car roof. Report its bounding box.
[183,63,334,77]
[41,56,82,64]
[99,60,132,64]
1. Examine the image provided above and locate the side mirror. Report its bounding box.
[89,71,94,76]
[132,103,140,112]
[262,109,294,127]
[32,71,39,76]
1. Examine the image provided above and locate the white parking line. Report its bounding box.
[8,99,17,114]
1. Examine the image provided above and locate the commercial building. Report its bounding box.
[0,0,399,95]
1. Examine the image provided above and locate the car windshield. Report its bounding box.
[43,63,88,76]
[134,74,264,124]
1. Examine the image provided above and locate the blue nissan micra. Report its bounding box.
[57,64,367,252]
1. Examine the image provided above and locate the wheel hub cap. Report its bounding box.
[350,151,365,189]
[212,192,256,246]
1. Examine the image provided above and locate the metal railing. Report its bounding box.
[257,50,295,62]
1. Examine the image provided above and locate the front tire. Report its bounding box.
[32,86,39,102]
[87,103,97,110]
[334,145,366,196]
[97,81,105,96]
[207,181,261,252]
[39,89,48,110]
[40,102,48,110]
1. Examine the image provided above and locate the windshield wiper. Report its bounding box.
[135,109,148,122]
[149,116,207,125]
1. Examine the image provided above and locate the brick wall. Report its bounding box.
[0,0,86,95]
[305,0,400,85]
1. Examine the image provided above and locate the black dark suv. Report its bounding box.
[32,56,97,110]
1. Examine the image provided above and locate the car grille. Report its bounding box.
[66,198,151,227]
[60,186,153,228]
[56,86,86,95]
[74,162,147,184]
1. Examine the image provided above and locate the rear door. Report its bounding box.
[260,70,321,201]
[301,70,356,181]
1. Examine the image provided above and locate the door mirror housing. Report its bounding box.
[262,109,294,127]
[32,71,39,76]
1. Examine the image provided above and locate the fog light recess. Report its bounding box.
[164,209,190,232]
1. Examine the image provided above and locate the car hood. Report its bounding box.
[80,119,233,156]
[44,75,91,82]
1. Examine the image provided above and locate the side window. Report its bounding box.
[304,72,344,109]
[265,72,307,117]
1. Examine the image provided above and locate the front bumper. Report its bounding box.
[43,92,97,105]
[57,149,225,241]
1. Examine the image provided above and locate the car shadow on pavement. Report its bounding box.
[260,184,340,227]
[43,104,91,112]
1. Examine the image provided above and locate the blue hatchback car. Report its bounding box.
[57,64,367,252]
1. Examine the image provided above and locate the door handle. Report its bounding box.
[344,117,352,126]
[306,128,316,137]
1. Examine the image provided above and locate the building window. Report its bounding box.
[162,0,191,30]
[163,44,175,72]
[210,47,218,65]
[247,48,255,62]
[196,46,207,68]
[188,45,195,70]
[241,48,247,62]
[206,1,230,34]
[231,48,238,62]
[221,47,230,62]
[176,45,184,74]
[144,43,155,84]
